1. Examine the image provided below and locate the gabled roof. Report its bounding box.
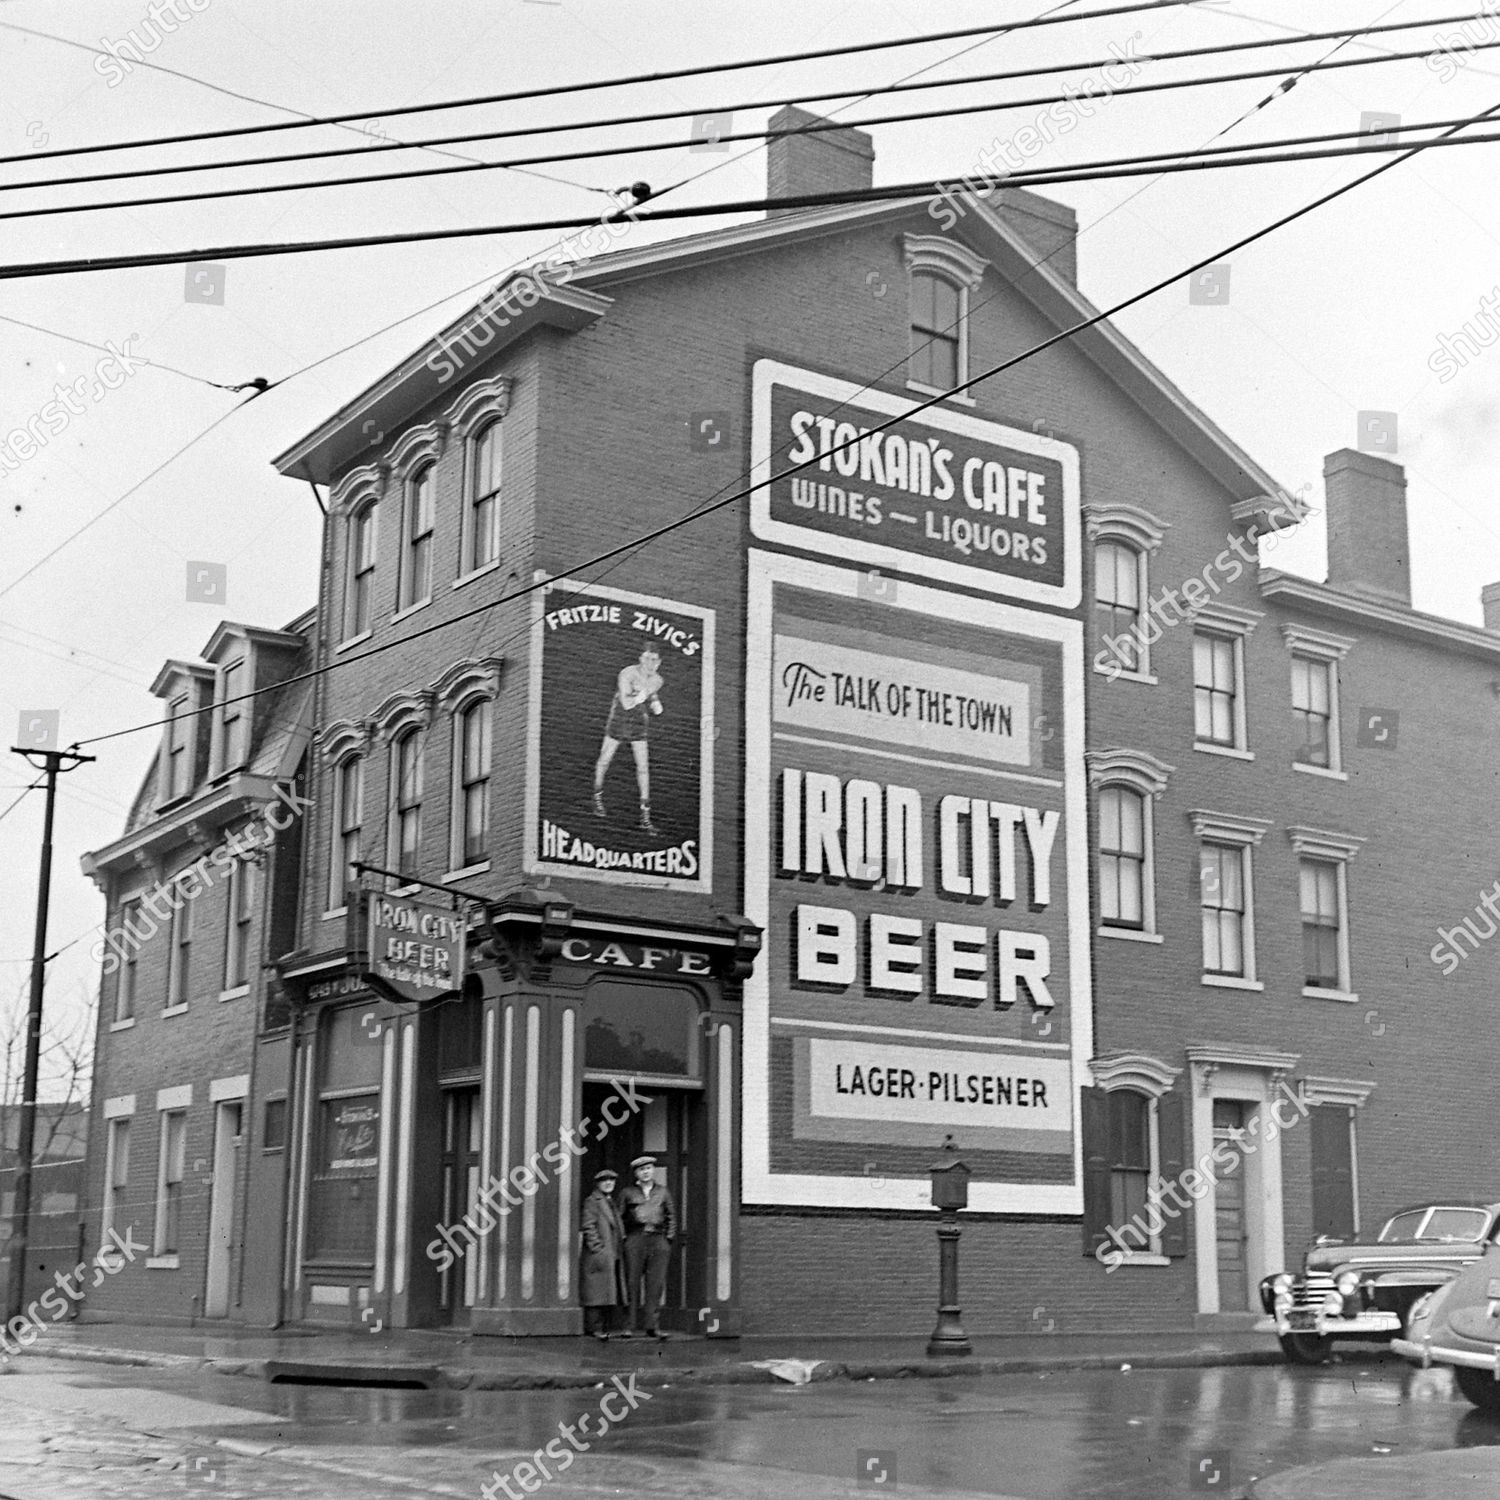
[272,188,1287,506]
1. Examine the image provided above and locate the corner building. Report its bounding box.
[265,113,1500,1339]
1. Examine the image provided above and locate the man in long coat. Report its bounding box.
[579,1168,623,1339]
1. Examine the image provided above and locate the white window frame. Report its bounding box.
[152,1104,188,1264]
[318,720,368,916]
[1280,624,1354,779]
[1288,826,1364,1002]
[345,500,379,644]
[388,420,445,619]
[901,235,985,405]
[445,374,513,584]
[450,695,492,875]
[1190,602,1262,758]
[1189,809,1270,990]
[1086,504,1170,683]
[1090,1053,1181,1267]
[100,1103,133,1253]
[328,754,363,915]
[388,726,425,891]
[432,657,503,878]
[1087,748,1172,942]
[114,898,140,1024]
[222,855,255,997]
[164,883,193,1014]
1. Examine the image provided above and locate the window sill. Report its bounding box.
[1093,666,1158,685]
[906,378,976,408]
[160,1003,189,1018]
[145,1255,180,1270]
[219,985,250,1002]
[335,631,373,655]
[109,1017,137,1032]
[323,906,348,921]
[386,882,420,897]
[1201,974,1264,992]
[1294,763,1348,781]
[1114,1252,1171,1268]
[1098,927,1164,944]
[442,862,491,882]
[453,559,502,589]
[390,599,432,626]
[1194,742,1254,761]
[1303,986,1358,1003]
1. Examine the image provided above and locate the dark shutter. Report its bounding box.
[1158,1088,1189,1258]
[1310,1104,1356,1240]
[1081,1086,1112,1258]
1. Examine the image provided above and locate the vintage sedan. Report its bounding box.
[1395,1246,1500,1410]
[1259,1201,1500,1364]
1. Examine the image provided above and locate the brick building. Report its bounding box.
[81,114,1500,1337]
[78,617,312,1324]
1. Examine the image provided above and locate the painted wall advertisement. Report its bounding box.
[526,578,715,893]
[743,551,1091,1213]
[750,358,1081,609]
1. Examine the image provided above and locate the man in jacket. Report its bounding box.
[579,1168,623,1339]
[616,1154,676,1338]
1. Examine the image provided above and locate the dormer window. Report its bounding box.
[216,659,248,775]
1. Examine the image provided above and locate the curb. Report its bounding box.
[17,1339,1286,1390]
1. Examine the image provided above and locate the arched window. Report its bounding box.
[390,729,423,885]
[330,755,363,910]
[1095,540,1143,672]
[452,699,491,870]
[469,421,501,573]
[346,502,378,639]
[399,464,436,610]
[1098,784,1146,931]
[909,270,962,390]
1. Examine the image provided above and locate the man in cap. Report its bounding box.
[578,1167,623,1340]
[616,1154,676,1338]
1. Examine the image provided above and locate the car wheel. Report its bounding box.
[1453,1366,1500,1412]
[1279,1332,1333,1365]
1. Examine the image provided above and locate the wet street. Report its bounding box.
[2,1352,1498,1498]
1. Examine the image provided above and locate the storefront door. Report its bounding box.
[439,1085,482,1325]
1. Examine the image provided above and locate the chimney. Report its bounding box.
[1482,583,1500,631]
[766,106,874,217]
[1322,448,1411,607]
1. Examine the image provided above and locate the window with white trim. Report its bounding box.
[399,464,436,611]
[115,900,140,1022]
[1096,542,1144,673]
[346,502,378,639]
[453,699,491,870]
[1088,748,1171,939]
[468,421,502,574]
[224,856,255,991]
[329,755,364,910]
[1281,623,1353,775]
[902,235,985,401]
[102,1116,130,1246]
[1190,809,1269,988]
[1193,633,1238,747]
[154,1110,187,1256]
[390,728,424,885]
[166,886,193,1008]
[1288,826,1362,998]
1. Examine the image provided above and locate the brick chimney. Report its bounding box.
[1323,448,1411,607]
[766,106,874,216]
[1482,583,1500,631]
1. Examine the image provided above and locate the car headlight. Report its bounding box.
[1271,1274,1295,1294]
[1322,1290,1345,1315]
[1335,1271,1362,1296]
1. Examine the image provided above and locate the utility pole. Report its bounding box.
[6,743,94,1323]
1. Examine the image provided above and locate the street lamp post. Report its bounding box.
[926,1136,973,1358]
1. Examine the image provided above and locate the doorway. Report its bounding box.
[1213,1100,1251,1311]
[203,1100,242,1319]
[438,1085,482,1324]
[580,1079,706,1318]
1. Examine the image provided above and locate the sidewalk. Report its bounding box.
[1250,1449,1500,1498]
[12,1319,1287,1390]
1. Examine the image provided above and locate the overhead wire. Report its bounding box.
[65,87,1500,753]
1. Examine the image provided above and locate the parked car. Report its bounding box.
[1259,1201,1500,1364]
[1394,1245,1500,1410]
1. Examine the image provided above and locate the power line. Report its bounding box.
[9,20,1486,207]
[8,118,1500,286]
[0,312,244,391]
[69,90,1500,754]
[0,0,1207,171]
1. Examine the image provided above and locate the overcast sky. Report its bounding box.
[3,0,1498,1075]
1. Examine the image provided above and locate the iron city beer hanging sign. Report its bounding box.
[364,892,465,1003]
[748,358,1081,608]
